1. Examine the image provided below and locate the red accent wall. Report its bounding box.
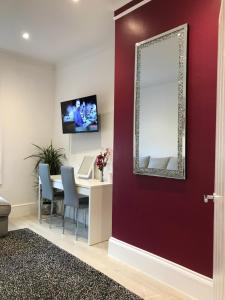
[113,0,220,277]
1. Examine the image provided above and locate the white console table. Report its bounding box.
[38,175,112,246]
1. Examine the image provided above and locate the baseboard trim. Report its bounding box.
[10,202,37,219]
[108,237,213,300]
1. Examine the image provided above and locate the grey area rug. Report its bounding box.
[0,229,142,300]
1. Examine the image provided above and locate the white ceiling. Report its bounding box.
[0,0,131,63]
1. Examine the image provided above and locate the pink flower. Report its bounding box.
[96,148,111,171]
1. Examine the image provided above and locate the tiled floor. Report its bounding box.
[8,215,192,300]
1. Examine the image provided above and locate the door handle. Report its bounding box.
[204,193,223,203]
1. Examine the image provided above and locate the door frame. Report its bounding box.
[213,0,225,298]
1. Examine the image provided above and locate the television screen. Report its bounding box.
[61,95,99,134]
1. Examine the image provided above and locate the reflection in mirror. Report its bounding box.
[134,24,187,179]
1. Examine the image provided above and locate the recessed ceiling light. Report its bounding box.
[22,32,30,40]
[72,0,80,3]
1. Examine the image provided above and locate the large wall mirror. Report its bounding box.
[134,24,188,180]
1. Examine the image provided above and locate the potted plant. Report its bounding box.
[25,141,65,175]
[25,142,65,215]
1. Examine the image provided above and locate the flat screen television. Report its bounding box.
[61,95,99,134]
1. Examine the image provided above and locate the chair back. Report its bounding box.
[61,166,79,208]
[39,163,54,201]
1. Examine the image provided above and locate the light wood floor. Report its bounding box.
[8,215,192,300]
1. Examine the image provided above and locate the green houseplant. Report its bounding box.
[25,142,65,215]
[25,142,65,175]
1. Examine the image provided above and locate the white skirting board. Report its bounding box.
[108,237,213,300]
[10,202,37,219]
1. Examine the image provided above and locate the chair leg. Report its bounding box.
[75,208,78,240]
[73,207,76,224]
[40,197,43,224]
[61,200,63,216]
[62,205,65,234]
[84,209,87,228]
[49,200,54,228]
[61,201,64,225]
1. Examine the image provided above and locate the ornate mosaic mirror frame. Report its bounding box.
[133,24,188,180]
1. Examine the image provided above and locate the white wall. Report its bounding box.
[0,37,114,219]
[53,42,114,179]
[0,51,55,217]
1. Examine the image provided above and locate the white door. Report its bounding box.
[212,0,225,298]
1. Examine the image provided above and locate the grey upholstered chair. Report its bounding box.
[39,163,63,227]
[61,166,88,238]
[0,197,11,237]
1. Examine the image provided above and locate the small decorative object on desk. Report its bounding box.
[96,148,111,182]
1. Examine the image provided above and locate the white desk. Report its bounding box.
[38,175,112,246]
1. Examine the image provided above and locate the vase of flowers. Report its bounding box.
[96,148,111,182]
